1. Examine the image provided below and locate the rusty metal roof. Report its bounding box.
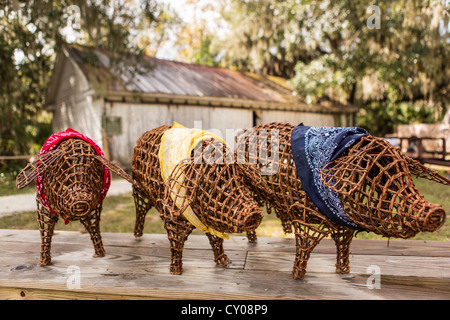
[47,46,358,113]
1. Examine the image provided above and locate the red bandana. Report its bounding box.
[35,128,111,223]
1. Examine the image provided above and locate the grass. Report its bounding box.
[0,192,291,238]
[0,193,160,234]
[0,175,448,241]
[0,172,35,196]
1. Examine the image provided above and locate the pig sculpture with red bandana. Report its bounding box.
[16,128,134,266]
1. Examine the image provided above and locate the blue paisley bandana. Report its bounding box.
[291,124,369,230]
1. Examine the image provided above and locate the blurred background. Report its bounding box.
[0,0,449,239]
[1,1,449,171]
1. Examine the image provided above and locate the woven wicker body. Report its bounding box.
[237,122,448,280]
[131,125,262,274]
[16,138,133,266]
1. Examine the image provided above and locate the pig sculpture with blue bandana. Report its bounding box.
[237,122,449,280]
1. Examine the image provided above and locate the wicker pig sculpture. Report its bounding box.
[131,124,262,274]
[236,122,449,280]
[16,128,133,265]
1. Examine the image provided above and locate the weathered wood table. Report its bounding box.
[0,229,449,300]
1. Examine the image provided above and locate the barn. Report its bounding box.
[44,45,359,167]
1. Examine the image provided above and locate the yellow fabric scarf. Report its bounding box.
[158,122,229,240]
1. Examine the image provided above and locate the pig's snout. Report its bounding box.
[238,207,262,232]
[70,200,90,216]
[420,205,446,232]
[67,190,95,219]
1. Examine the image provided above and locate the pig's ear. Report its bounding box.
[405,157,450,186]
[91,155,134,185]
[15,148,63,189]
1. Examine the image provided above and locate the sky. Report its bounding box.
[156,0,228,60]
[156,0,196,59]
[11,0,222,64]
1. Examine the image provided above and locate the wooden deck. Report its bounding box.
[1,229,450,300]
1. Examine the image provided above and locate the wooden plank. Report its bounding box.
[0,280,271,300]
[246,251,450,277]
[3,229,450,257]
[0,155,34,160]
[1,229,450,300]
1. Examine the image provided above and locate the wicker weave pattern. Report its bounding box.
[16,138,133,266]
[131,125,262,274]
[44,140,103,220]
[164,140,261,233]
[320,135,447,238]
[237,122,448,279]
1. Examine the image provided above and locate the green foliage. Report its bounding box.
[290,53,355,105]
[191,35,218,66]
[0,171,34,195]
[0,3,53,172]
[356,101,436,136]
[213,0,449,134]
[2,0,448,165]
[0,0,181,173]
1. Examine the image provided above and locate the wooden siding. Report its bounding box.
[258,110,335,127]
[104,102,253,166]
[50,52,103,148]
[104,101,350,166]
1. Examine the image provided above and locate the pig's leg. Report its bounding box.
[274,207,293,234]
[206,233,232,266]
[81,203,105,258]
[291,218,330,280]
[279,216,293,234]
[36,199,58,266]
[133,185,153,238]
[287,204,329,279]
[330,228,354,274]
[246,230,257,243]
[164,217,195,275]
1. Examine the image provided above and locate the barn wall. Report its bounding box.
[51,57,103,147]
[104,102,253,166]
[259,110,336,127]
[103,102,350,167]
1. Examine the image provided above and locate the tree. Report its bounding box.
[172,0,221,66]
[0,0,181,173]
[216,0,311,77]
[212,0,449,136]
